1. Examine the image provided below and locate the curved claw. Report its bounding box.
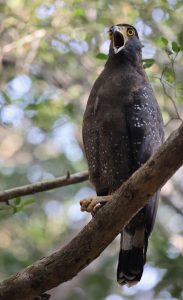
[80,195,111,213]
[80,197,100,212]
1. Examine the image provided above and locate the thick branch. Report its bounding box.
[0,171,89,203]
[0,122,183,300]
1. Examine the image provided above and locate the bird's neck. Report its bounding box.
[106,48,142,69]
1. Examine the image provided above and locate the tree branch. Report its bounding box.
[0,122,183,300]
[0,171,89,203]
[1,29,46,54]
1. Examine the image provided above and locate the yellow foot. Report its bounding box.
[80,195,111,213]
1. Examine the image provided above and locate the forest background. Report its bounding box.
[0,0,183,299]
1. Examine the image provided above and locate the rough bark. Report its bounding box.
[0,171,89,203]
[0,122,183,300]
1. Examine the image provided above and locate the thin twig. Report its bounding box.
[160,53,182,126]
[160,68,181,120]
[0,171,89,203]
[1,29,46,54]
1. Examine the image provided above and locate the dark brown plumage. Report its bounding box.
[82,24,164,286]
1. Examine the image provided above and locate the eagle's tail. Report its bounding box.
[117,225,148,286]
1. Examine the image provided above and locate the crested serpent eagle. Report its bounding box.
[81,24,164,286]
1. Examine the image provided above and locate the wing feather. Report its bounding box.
[126,85,164,235]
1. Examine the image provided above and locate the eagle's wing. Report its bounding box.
[127,86,164,234]
[117,86,164,286]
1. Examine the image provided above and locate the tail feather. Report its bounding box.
[117,226,148,286]
[117,195,159,286]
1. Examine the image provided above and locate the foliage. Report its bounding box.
[0,0,183,299]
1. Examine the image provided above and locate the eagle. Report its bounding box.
[81,24,164,286]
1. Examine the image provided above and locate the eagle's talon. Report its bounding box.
[87,198,99,212]
[80,198,93,212]
[80,196,111,213]
[80,197,100,212]
[93,203,102,213]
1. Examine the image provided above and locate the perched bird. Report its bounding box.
[82,24,164,286]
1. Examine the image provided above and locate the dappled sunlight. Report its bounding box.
[73,187,96,202]
[53,122,83,161]
[134,265,164,291]
[0,230,11,249]
[34,142,62,160]
[44,200,64,219]
[7,75,32,100]
[11,244,30,262]
[35,3,56,20]
[0,0,182,299]
[170,234,183,255]
[1,105,24,126]
[26,126,46,144]
[0,133,23,159]
[68,203,86,223]
[27,164,44,183]
[105,294,124,300]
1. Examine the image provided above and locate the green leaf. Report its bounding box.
[142,58,155,69]
[154,37,168,48]
[14,197,21,205]
[26,99,65,132]
[178,31,183,49]
[2,92,11,104]
[12,206,22,214]
[96,53,108,60]
[22,198,35,207]
[11,198,35,214]
[172,41,180,53]
[164,68,174,83]
[74,8,85,17]
[161,37,168,46]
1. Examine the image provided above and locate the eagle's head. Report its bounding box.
[108,24,142,56]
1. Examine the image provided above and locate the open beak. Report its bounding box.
[110,26,125,54]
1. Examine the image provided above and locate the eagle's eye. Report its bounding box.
[127,28,135,36]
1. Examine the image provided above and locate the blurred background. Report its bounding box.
[0,0,183,299]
